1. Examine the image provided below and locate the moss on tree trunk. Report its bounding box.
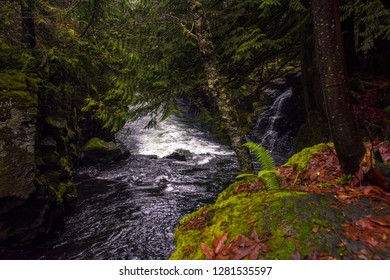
[188,0,253,173]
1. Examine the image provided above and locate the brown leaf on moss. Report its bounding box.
[291,250,301,260]
[235,181,260,194]
[312,226,320,233]
[201,242,215,260]
[201,230,271,260]
[213,232,228,254]
[183,210,210,231]
[304,253,336,260]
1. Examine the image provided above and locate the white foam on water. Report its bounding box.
[116,114,234,159]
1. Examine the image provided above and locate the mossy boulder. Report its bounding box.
[283,143,334,171]
[171,182,390,259]
[81,137,124,164]
[0,71,39,199]
[0,70,79,245]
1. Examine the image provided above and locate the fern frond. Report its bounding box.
[243,142,275,171]
[242,142,280,191]
[257,169,280,191]
[236,173,258,180]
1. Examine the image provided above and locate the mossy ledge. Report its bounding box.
[170,144,390,260]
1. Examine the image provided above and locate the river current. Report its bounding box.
[5,113,239,259]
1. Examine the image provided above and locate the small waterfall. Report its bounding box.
[249,87,304,164]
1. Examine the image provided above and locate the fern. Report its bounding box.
[236,142,280,191]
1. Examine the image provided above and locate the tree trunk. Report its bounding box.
[300,19,325,116]
[311,0,365,174]
[188,0,253,173]
[21,0,36,48]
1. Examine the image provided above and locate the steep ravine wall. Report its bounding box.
[0,71,78,245]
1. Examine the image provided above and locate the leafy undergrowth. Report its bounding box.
[170,142,390,260]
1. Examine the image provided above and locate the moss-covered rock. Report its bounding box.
[171,143,389,260]
[0,71,38,199]
[81,137,123,164]
[283,143,333,171]
[171,187,389,260]
[0,70,79,245]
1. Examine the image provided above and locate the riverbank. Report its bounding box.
[170,143,390,260]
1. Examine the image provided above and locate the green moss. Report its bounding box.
[42,151,62,168]
[82,137,119,152]
[294,111,330,151]
[215,180,242,203]
[44,117,67,129]
[334,174,352,186]
[0,71,28,91]
[0,90,38,107]
[0,71,39,106]
[50,180,75,204]
[171,183,352,260]
[283,143,333,171]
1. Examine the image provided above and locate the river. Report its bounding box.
[2,87,301,259]
[4,113,239,259]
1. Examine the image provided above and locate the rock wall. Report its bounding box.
[0,71,77,244]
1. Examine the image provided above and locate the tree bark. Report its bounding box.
[311,0,365,174]
[300,19,325,116]
[188,0,253,173]
[21,0,36,48]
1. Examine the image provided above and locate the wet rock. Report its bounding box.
[164,149,193,161]
[114,150,131,163]
[0,72,38,200]
[81,137,123,164]
[0,71,78,245]
[40,137,57,153]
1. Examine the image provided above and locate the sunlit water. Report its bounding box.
[2,113,239,260]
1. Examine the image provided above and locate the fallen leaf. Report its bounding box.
[213,232,229,254]
[356,219,376,230]
[337,241,346,247]
[363,185,386,196]
[291,249,301,260]
[312,226,320,233]
[201,242,215,260]
[304,252,336,260]
[366,237,379,248]
[251,229,260,242]
[367,216,390,227]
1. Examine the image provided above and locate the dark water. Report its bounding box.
[2,87,299,260]
[2,114,239,260]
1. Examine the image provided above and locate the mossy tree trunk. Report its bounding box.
[21,0,36,49]
[311,0,365,174]
[188,0,253,173]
